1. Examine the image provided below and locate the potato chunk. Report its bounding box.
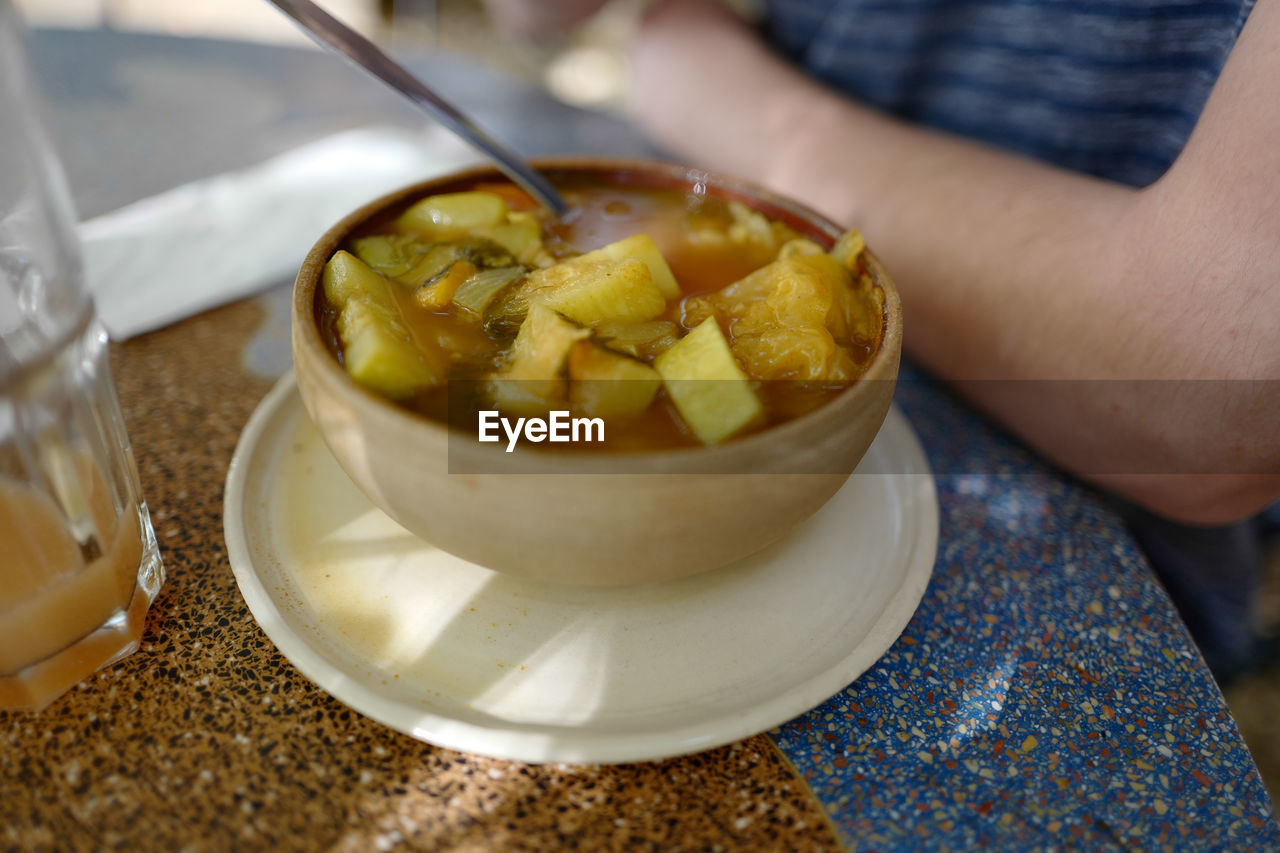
[337,302,440,399]
[323,251,442,398]
[323,249,392,305]
[568,342,661,421]
[654,318,762,444]
[395,191,508,238]
[589,234,682,300]
[525,256,666,328]
[479,212,542,262]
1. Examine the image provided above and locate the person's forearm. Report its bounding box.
[632,0,1138,382]
[630,0,1280,523]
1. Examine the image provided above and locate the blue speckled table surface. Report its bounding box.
[19,27,1277,852]
[776,370,1279,848]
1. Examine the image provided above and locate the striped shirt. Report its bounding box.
[761,0,1256,186]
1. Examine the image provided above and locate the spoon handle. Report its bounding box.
[266,0,568,216]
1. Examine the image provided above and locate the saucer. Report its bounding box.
[224,374,937,763]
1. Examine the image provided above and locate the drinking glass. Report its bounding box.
[0,1,164,711]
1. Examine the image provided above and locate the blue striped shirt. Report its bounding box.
[762,0,1256,186]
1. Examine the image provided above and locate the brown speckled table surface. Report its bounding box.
[3,30,840,851]
[1,297,840,851]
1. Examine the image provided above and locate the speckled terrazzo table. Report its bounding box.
[3,29,1277,853]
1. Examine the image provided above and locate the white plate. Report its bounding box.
[224,374,938,764]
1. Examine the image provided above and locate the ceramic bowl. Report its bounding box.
[291,159,902,586]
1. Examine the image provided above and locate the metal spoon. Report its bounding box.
[266,0,568,216]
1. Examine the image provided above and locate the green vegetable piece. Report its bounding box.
[397,243,467,286]
[593,320,679,358]
[451,267,526,319]
[350,234,429,279]
[482,286,535,337]
[654,318,763,444]
[488,304,589,416]
[463,238,517,269]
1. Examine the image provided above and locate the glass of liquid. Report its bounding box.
[0,1,164,711]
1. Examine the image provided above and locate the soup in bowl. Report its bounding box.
[291,160,902,586]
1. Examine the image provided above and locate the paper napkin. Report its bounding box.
[79,126,479,341]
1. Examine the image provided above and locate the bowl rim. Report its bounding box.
[292,157,903,468]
